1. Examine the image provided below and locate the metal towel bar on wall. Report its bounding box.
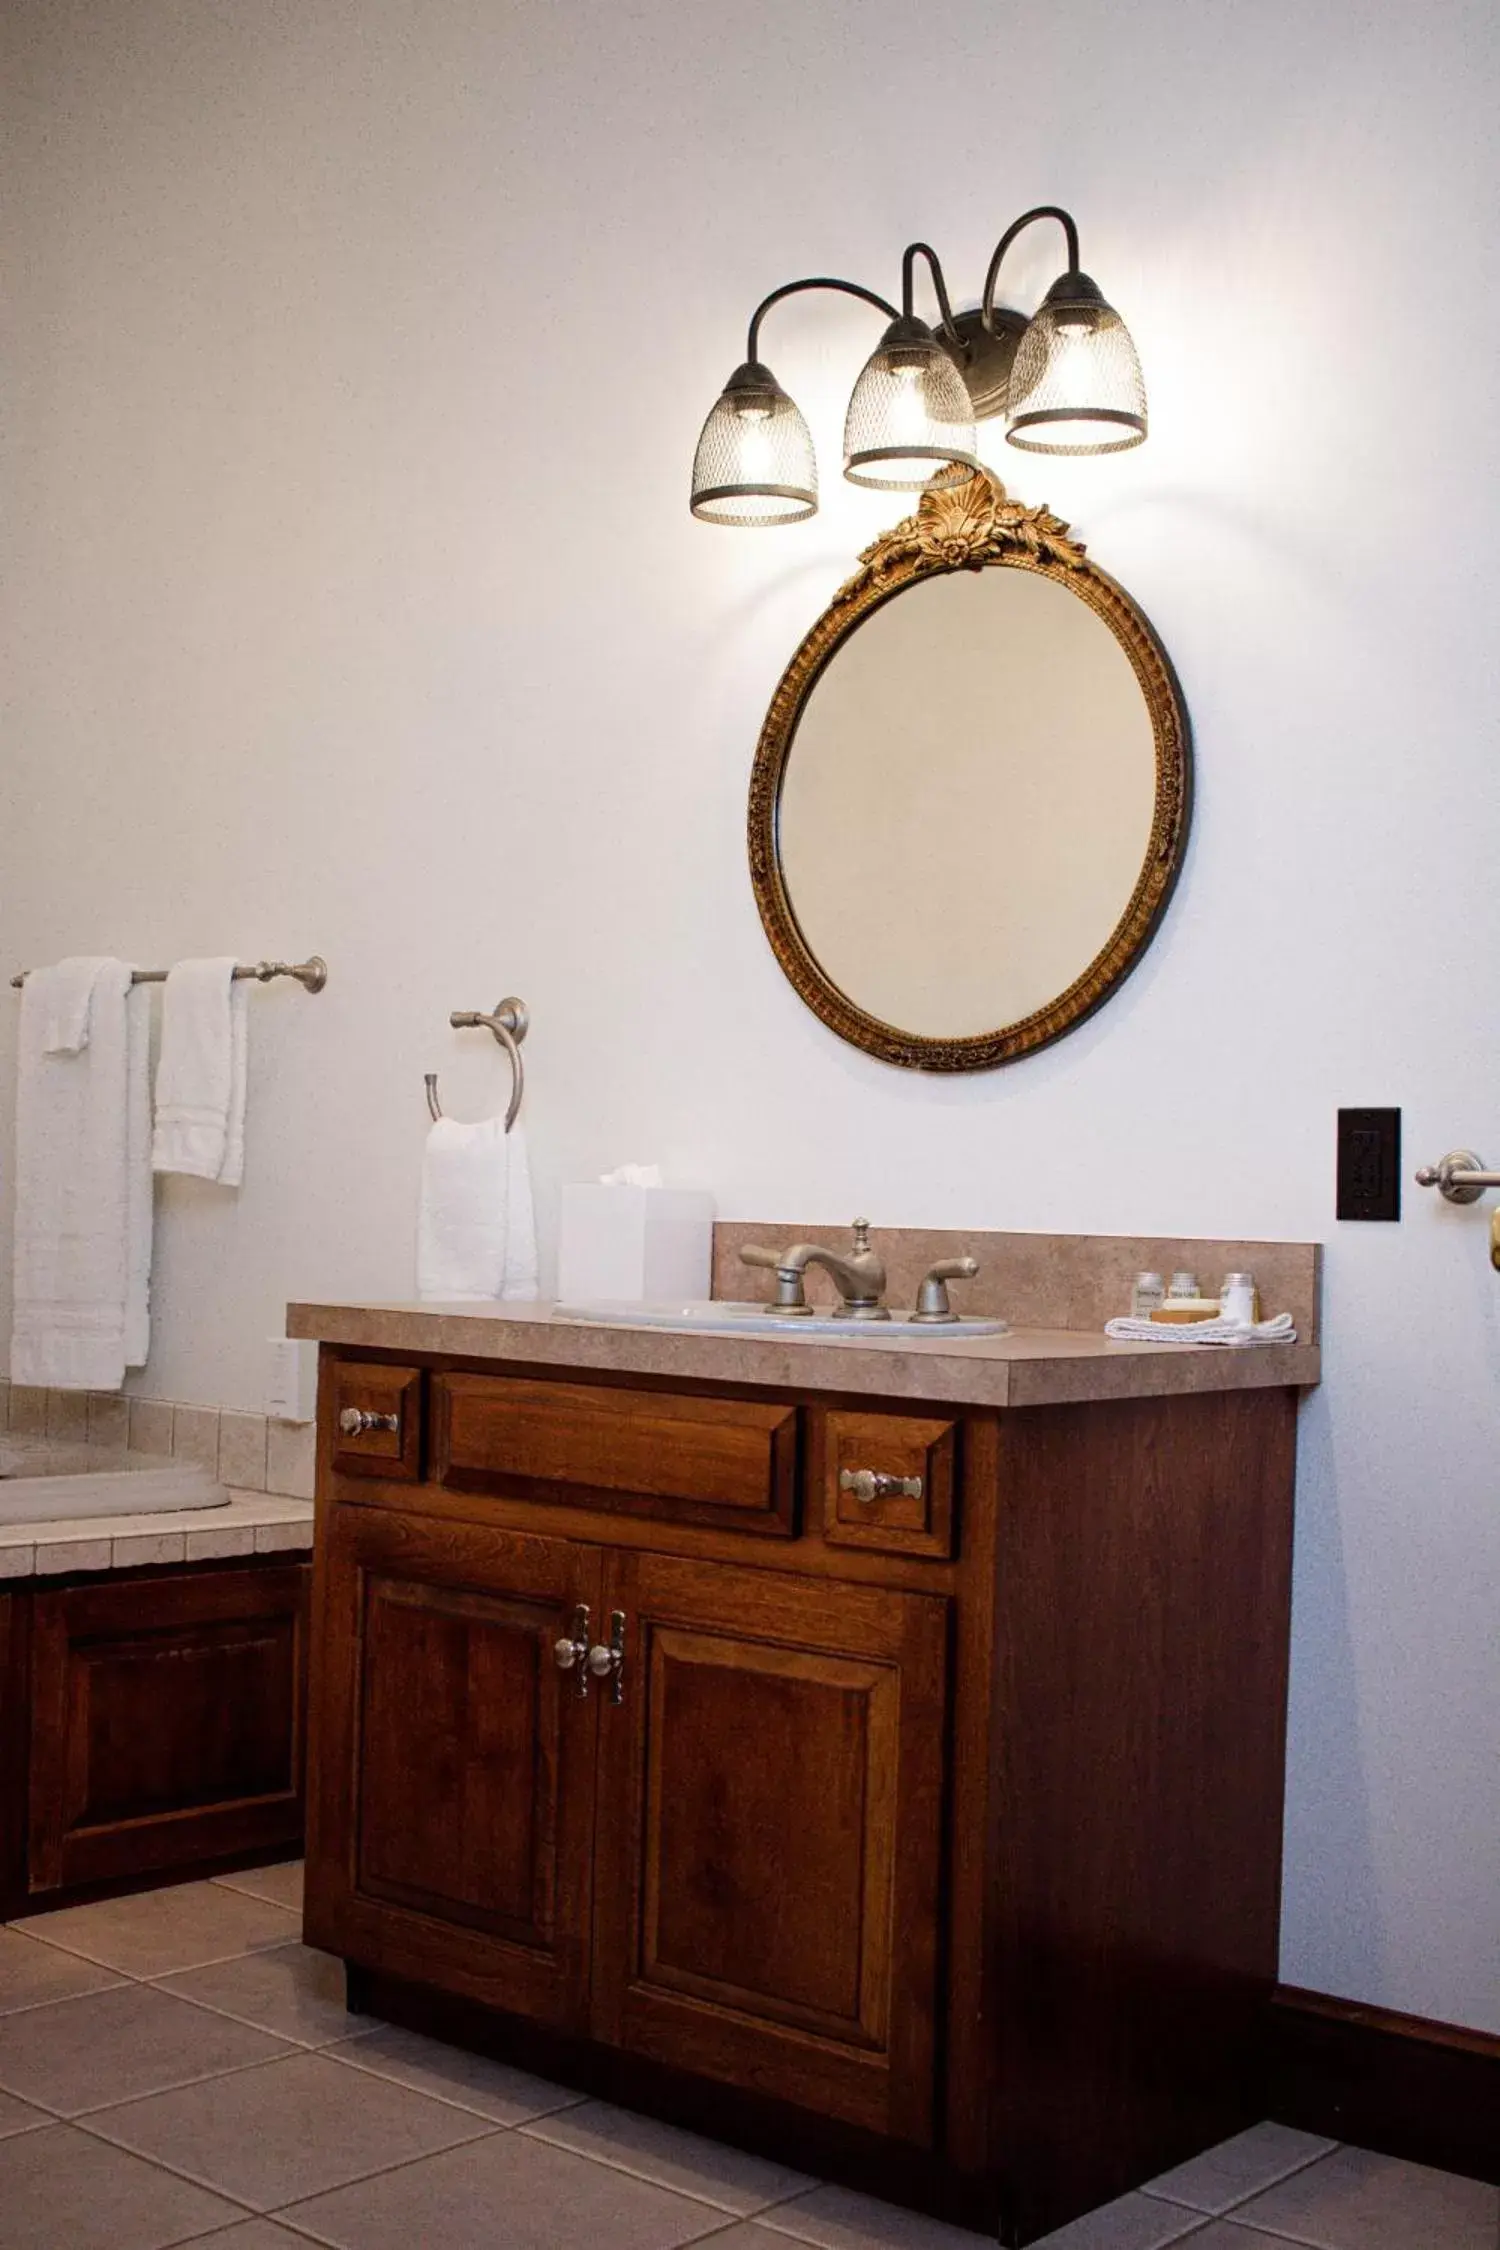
[9,956,328,992]
[425,997,529,1133]
[1414,1146,1500,1271]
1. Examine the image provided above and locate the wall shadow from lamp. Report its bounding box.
[691,208,1147,526]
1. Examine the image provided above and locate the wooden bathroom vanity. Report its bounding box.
[293,1238,1320,2246]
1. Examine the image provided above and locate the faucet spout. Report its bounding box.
[777,1219,889,1319]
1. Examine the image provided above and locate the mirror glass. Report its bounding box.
[778,567,1159,1040]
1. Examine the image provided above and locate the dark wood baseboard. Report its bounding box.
[1267,1985,1500,2186]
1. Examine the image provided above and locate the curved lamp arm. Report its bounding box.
[900,241,962,347]
[746,276,900,366]
[981,205,1081,334]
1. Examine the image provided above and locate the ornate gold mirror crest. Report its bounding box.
[747,470,1192,1071]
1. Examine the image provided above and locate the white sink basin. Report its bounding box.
[0,1441,230,1526]
[554,1300,1007,1339]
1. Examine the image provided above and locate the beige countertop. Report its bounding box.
[287,1299,1321,1410]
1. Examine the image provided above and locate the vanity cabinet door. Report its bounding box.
[305,1505,602,2034]
[590,1553,949,2146]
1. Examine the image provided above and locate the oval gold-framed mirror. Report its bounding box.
[747,472,1192,1071]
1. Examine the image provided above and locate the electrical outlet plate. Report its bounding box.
[1337,1107,1401,1221]
[266,1336,318,1422]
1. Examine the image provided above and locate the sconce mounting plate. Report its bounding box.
[944,305,1028,421]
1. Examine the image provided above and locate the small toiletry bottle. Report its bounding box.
[1131,1271,1165,1316]
[1167,1270,1201,1300]
[1220,1272,1258,1324]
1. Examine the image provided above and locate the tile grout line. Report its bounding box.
[69,2096,513,2221]
[1140,2137,1348,2223]
[513,2116,818,2218]
[10,1926,302,1979]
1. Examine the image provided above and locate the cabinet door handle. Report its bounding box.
[585,1611,627,1705]
[840,1467,923,1505]
[338,1406,399,1436]
[553,1604,592,1698]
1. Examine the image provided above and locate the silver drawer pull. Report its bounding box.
[586,1610,627,1705]
[338,1406,399,1437]
[840,1467,923,1505]
[554,1604,591,1698]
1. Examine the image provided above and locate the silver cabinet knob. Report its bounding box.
[840,1467,923,1505]
[338,1406,399,1436]
[553,1604,591,1697]
[584,1611,627,1705]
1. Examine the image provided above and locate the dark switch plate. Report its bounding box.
[1337,1108,1401,1220]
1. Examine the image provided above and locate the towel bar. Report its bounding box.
[1414,1148,1500,1204]
[9,956,328,992]
[426,997,528,1133]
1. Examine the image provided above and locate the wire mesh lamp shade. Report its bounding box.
[691,363,817,524]
[1005,281,1147,454]
[843,317,981,490]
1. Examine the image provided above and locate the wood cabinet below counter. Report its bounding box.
[304,1348,1304,2247]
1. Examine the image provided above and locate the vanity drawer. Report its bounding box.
[329,1362,423,1483]
[820,1410,956,1561]
[431,1374,798,1536]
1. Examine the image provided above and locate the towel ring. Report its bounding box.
[425,997,528,1133]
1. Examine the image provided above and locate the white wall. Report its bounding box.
[3,0,1497,2035]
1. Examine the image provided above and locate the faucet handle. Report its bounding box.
[851,1217,872,1251]
[738,1241,809,1315]
[912,1256,979,1324]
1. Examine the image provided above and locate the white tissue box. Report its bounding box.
[558,1184,715,1304]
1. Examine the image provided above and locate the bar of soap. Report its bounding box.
[1149,1300,1223,1323]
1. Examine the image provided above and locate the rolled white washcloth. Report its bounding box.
[1104,1311,1298,1348]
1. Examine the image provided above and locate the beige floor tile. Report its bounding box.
[12,1879,300,1977]
[215,1860,305,1913]
[324,2022,585,2122]
[279,2128,735,2248]
[84,2048,495,2212]
[752,2183,1001,2247]
[1144,2121,1337,2213]
[1235,2144,1498,2249]
[158,1941,367,2046]
[1022,2191,1211,2247]
[0,1927,124,2015]
[524,2098,816,2213]
[0,2089,48,2139]
[1177,2225,1347,2249]
[0,2120,242,2249]
[0,1981,293,2115]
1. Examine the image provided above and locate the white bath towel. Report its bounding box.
[151,958,248,1185]
[1103,1312,1298,1348]
[418,1116,539,1303]
[10,960,153,1390]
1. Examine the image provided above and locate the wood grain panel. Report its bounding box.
[305,1503,601,2033]
[820,1409,956,1560]
[330,1363,423,1482]
[0,1595,28,1916]
[432,1373,799,1535]
[27,1565,307,1893]
[592,1551,948,2145]
[989,1385,1299,2241]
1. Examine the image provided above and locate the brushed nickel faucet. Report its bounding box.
[740,1218,889,1320]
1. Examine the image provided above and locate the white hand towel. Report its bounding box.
[152,959,249,1185]
[39,956,115,1056]
[11,961,152,1390]
[418,1115,539,1303]
[1103,1312,1298,1348]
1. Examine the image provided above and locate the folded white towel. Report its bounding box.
[11,960,152,1390]
[151,959,249,1185]
[1104,1311,1298,1348]
[40,956,115,1056]
[418,1115,539,1303]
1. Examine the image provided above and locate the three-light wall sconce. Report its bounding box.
[690,205,1146,526]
